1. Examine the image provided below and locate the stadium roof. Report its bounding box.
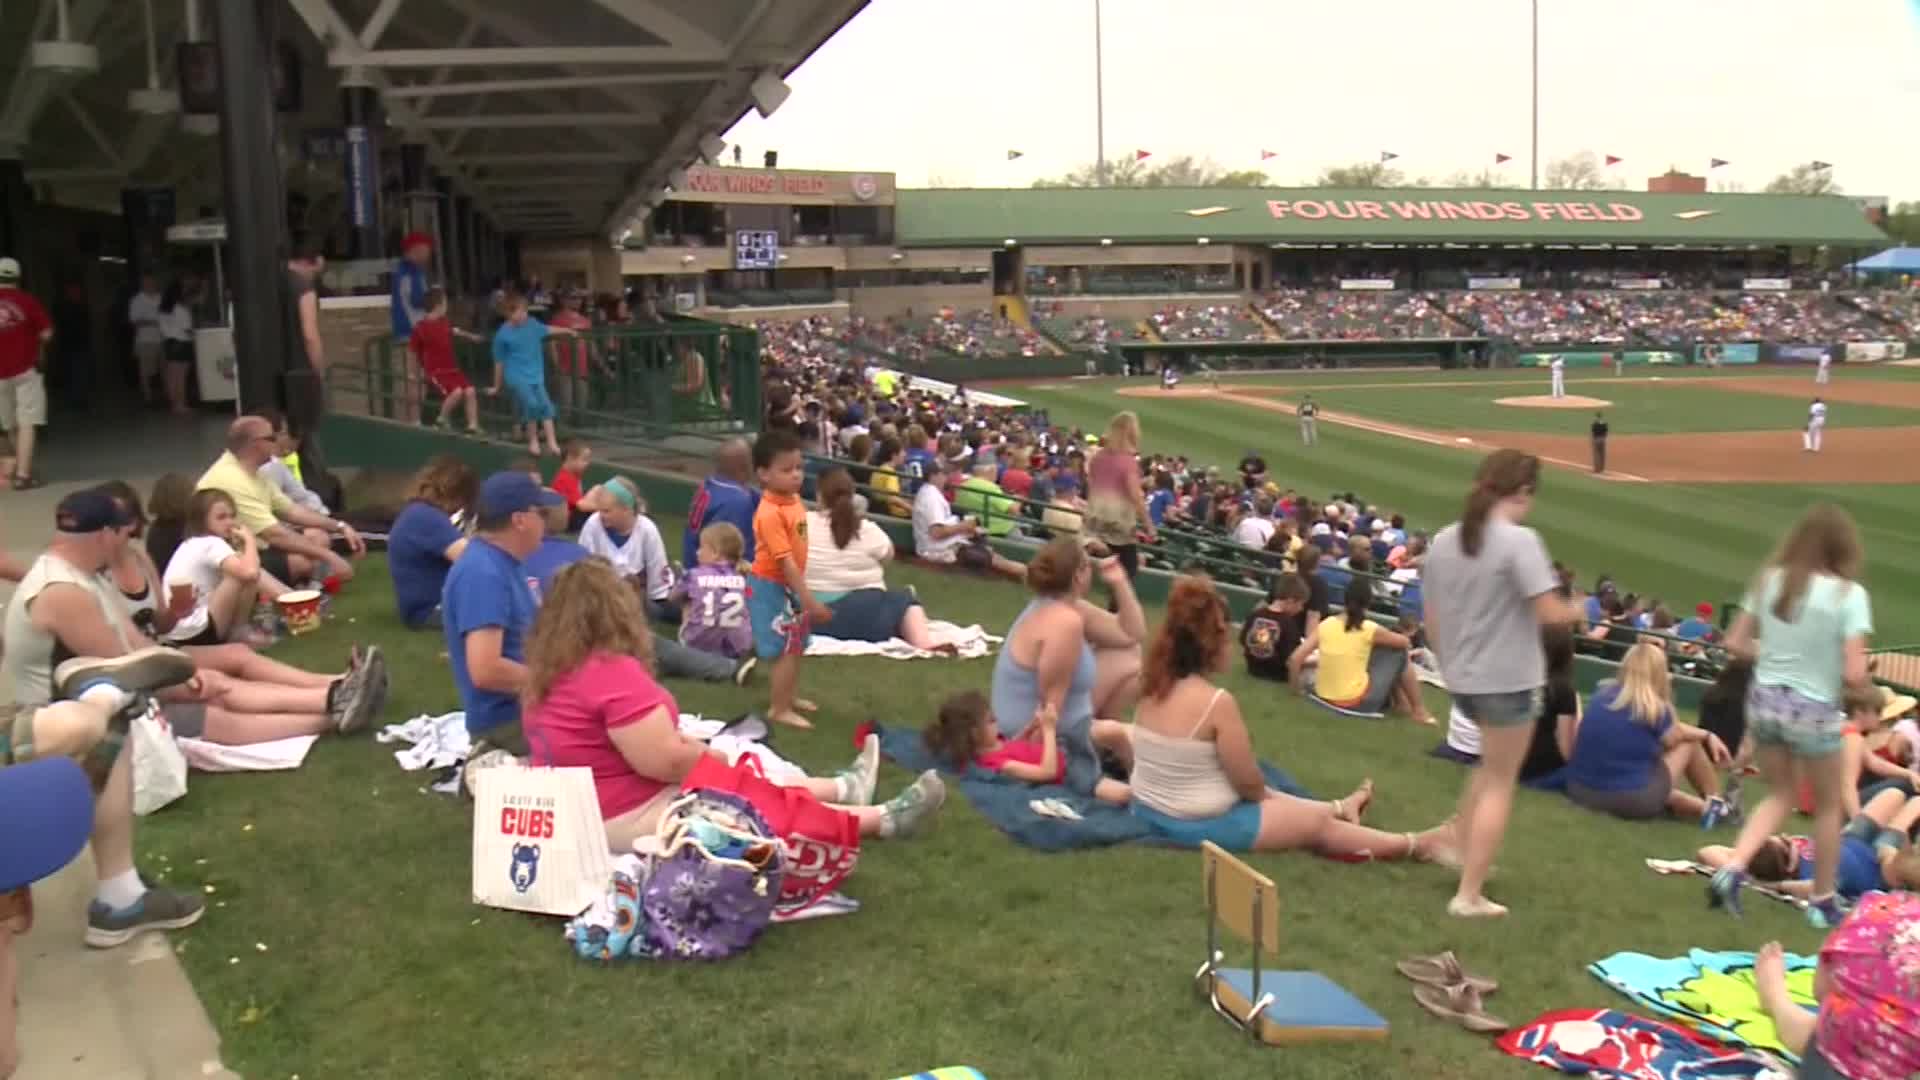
[1,0,865,239]
[894,187,1888,249]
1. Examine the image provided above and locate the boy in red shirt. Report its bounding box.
[746,430,833,730]
[0,257,53,488]
[406,288,483,433]
[550,439,593,532]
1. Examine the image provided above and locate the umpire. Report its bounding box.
[1590,411,1609,473]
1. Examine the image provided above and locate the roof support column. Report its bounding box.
[0,156,34,291]
[209,0,291,414]
[340,79,384,261]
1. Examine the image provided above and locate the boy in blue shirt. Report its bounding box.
[487,293,579,458]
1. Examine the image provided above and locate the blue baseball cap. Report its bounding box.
[0,757,94,891]
[476,472,565,519]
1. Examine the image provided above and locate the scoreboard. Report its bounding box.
[733,229,779,270]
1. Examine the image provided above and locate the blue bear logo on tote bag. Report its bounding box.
[510,843,541,893]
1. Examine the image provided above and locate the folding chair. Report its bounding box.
[1194,841,1388,1046]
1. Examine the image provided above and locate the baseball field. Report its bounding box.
[1017,364,1920,645]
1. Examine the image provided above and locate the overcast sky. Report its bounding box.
[723,0,1920,201]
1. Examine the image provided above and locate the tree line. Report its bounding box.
[1025,152,1854,198]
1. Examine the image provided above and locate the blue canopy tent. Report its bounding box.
[1848,247,1920,273]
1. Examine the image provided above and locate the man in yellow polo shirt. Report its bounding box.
[197,415,365,584]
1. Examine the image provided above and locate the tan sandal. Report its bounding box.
[1412,981,1508,1033]
[1397,950,1498,995]
[1331,778,1374,824]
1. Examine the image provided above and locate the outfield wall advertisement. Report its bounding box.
[1775,345,1831,364]
[1694,343,1760,365]
[1845,342,1908,362]
[1517,350,1682,368]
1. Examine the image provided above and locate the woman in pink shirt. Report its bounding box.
[1084,411,1156,582]
[523,558,946,853]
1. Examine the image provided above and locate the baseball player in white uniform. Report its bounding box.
[1549,356,1566,399]
[1816,350,1832,386]
[1803,397,1826,452]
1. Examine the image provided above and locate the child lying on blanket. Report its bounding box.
[924,690,1131,806]
[1699,787,1920,904]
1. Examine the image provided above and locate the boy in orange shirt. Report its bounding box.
[746,429,833,729]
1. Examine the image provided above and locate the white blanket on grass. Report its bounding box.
[376,711,806,784]
[806,620,1001,660]
[178,734,319,773]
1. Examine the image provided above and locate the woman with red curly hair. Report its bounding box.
[1128,574,1460,859]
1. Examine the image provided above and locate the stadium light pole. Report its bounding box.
[1094,0,1107,187]
[1530,0,1539,189]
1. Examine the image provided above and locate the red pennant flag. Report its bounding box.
[1494,152,1512,164]
[1709,157,1728,169]
[1604,154,1622,166]
[1134,149,1152,161]
[1260,149,1276,161]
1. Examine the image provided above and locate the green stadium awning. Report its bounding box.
[894,187,1888,248]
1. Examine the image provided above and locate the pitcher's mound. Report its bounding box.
[1495,395,1612,409]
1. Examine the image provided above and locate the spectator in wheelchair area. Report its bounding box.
[1287,576,1435,725]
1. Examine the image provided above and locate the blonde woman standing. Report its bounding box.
[1563,643,1732,821]
[1083,411,1156,581]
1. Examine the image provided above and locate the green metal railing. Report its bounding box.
[351,320,761,436]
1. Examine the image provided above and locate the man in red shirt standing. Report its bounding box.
[0,257,53,489]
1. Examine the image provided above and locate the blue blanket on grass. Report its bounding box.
[875,723,1311,851]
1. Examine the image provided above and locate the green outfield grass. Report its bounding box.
[140,542,1830,1080]
[1017,376,1920,643]
[1265,378,1920,436]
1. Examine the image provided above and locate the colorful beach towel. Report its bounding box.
[1588,950,1817,1062]
[1498,1008,1789,1079]
[874,723,1311,852]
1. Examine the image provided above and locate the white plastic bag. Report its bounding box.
[131,704,188,816]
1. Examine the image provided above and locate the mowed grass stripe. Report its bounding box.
[1261,381,1919,436]
[1019,382,1920,641]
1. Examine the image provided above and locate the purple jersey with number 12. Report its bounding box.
[677,563,752,659]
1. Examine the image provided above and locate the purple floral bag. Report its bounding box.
[640,789,786,961]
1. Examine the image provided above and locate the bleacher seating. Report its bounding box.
[1149,304,1268,342]
[1260,290,1463,340]
[1444,290,1631,344]
[904,309,1049,357]
[1029,301,1149,347]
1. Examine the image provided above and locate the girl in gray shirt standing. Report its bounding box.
[1422,450,1576,918]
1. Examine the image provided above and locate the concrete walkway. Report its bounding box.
[4,414,238,1079]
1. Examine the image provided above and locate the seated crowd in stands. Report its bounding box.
[1261,289,1459,340]
[1149,304,1267,342]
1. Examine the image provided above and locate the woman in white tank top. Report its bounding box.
[1129,575,1460,860]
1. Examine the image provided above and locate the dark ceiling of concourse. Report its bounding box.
[1,0,866,239]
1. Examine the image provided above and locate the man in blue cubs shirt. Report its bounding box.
[443,472,562,752]
[682,437,758,567]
